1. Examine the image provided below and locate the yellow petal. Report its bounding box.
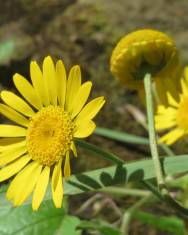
[156,106,177,117]
[0,137,24,146]
[32,166,50,211]
[167,92,179,107]
[56,60,67,108]
[30,61,50,106]
[0,125,26,137]
[13,162,42,206]
[157,105,167,114]
[155,113,176,123]
[163,77,179,101]
[0,154,31,182]
[0,142,27,166]
[13,73,42,110]
[71,81,92,118]
[0,104,29,127]
[43,56,57,105]
[64,151,71,178]
[156,73,180,105]
[1,91,35,117]
[155,79,168,105]
[181,79,188,96]
[75,97,105,124]
[159,128,184,145]
[0,139,26,151]
[71,142,77,157]
[74,120,96,138]
[7,161,39,201]
[66,65,81,111]
[144,42,162,65]
[52,159,63,208]
[184,66,188,84]
[155,119,176,130]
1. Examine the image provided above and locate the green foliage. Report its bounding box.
[1,153,188,205]
[168,174,188,191]
[79,220,121,235]
[0,40,15,64]
[133,210,186,235]
[0,200,65,235]
[54,215,81,235]
[95,127,149,145]
[0,188,80,235]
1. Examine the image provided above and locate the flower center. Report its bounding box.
[26,106,74,166]
[177,97,188,130]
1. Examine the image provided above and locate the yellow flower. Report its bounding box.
[0,56,105,210]
[155,66,188,145]
[110,29,181,104]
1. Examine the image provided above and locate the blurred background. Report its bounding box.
[1,0,188,234]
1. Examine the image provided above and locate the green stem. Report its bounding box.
[151,86,175,157]
[121,194,152,235]
[95,127,174,156]
[159,142,175,156]
[144,74,165,187]
[100,187,150,197]
[77,126,188,216]
[144,73,188,217]
[141,180,163,201]
[75,139,124,165]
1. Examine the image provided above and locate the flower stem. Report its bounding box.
[144,74,165,187]
[144,73,188,217]
[75,139,124,165]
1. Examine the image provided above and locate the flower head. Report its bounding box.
[0,56,105,210]
[110,29,181,104]
[155,67,188,145]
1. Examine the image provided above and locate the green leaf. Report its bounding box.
[0,188,82,235]
[63,154,188,196]
[95,127,149,145]
[0,40,15,64]
[99,226,121,235]
[1,155,188,209]
[133,210,186,235]
[168,174,188,190]
[0,198,66,235]
[95,127,174,156]
[76,139,124,164]
[55,215,81,235]
[79,220,121,235]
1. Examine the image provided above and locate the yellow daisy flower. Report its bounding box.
[155,66,188,145]
[110,29,181,104]
[0,56,105,210]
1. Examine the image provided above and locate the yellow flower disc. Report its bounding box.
[110,29,180,89]
[27,106,74,166]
